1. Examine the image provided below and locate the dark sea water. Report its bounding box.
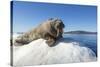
[63,34,97,57]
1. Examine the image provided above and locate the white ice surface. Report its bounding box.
[12,34,97,66]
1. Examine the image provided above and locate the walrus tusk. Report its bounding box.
[57,28,63,37]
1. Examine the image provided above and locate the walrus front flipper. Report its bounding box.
[45,37,56,47]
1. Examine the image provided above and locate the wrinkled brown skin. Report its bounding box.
[15,18,65,47]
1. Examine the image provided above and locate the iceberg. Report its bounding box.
[12,35,97,66]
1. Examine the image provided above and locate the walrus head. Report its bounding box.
[50,18,65,39]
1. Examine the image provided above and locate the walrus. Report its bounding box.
[15,18,65,47]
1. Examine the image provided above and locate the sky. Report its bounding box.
[12,1,97,32]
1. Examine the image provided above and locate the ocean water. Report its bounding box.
[63,34,97,57]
